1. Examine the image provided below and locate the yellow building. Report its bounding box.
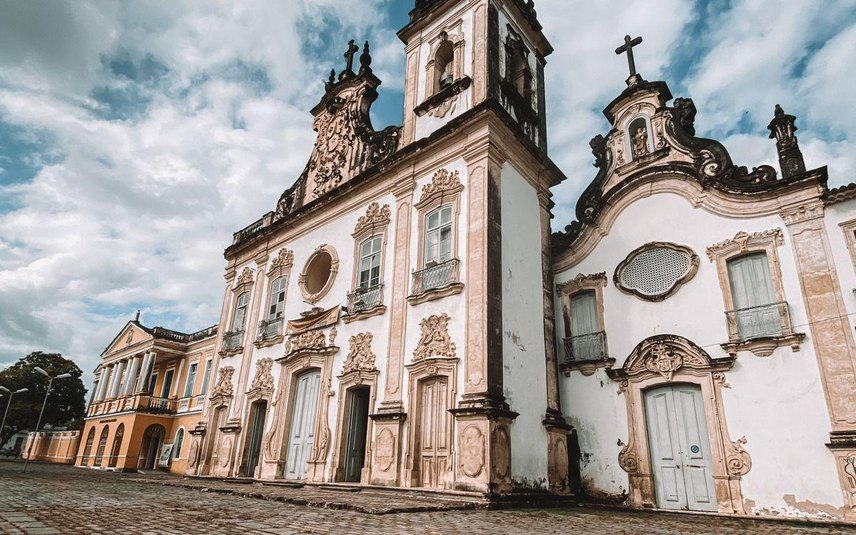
[77,318,216,473]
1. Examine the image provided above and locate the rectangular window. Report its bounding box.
[358,236,383,288]
[200,359,212,395]
[161,369,175,399]
[232,292,250,331]
[267,277,288,321]
[147,373,157,396]
[568,291,603,361]
[183,363,198,398]
[727,252,781,339]
[424,206,453,267]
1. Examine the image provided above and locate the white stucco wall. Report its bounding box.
[500,163,549,483]
[554,191,843,516]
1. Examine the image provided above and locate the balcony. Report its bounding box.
[344,284,386,323]
[86,394,177,417]
[722,301,804,357]
[255,318,285,348]
[220,330,245,356]
[408,259,464,305]
[560,331,615,376]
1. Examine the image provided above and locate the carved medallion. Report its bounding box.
[187,440,199,468]
[250,358,274,392]
[492,426,511,480]
[413,313,456,361]
[461,425,485,477]
[375,428,395,472]
[219,436,233,468]
[343,333,376,374]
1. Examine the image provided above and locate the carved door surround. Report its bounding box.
[331,333,379,483]
[264,328,338,482]
[607,335,751,514]
[235,358,274,478]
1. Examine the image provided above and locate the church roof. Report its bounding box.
[826,183,856,205]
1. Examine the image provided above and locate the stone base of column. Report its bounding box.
[186,424,206,476]
[827,430,856,521]
[543,408,573,493]
[450,395,518,494]
[368,402,407,487]
[210,423,241,478]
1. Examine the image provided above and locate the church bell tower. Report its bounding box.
[398,0,552,152]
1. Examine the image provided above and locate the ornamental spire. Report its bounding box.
[767,104,806,178]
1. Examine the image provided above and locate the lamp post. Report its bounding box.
[0,386,29,450]
[22,367,71,473]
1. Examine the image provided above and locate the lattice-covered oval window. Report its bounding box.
[614,242,699,301]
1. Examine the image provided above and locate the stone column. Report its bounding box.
[137,352,154,393]
[123,355,141,396]
[400,43,420,147]
[108,360,126,399]
[172,359,186,399]
[782,200,856,521]
[94,368,109,401]
[369,178,415,487]
[99,365,115,400]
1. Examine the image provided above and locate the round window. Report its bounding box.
[299,245,339,303]
[614,242,699,301]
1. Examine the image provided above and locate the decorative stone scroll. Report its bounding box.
[413,313,457,361]
[415,169,464,208]
[211,366,235,398]
[234,267,255,291]
[249,358,274,392]
[705,228,784,261]
[269,248,294,272]
[353,202,391,237]
[556,272,607,296]
[343,333,376,374]
[284,330,328,357]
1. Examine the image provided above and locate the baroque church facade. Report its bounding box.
[79,0,856,523]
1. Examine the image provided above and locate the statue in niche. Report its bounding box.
[632,124,649,158]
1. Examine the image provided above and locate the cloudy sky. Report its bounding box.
[1,0,854,385]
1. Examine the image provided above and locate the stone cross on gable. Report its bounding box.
[615,34,643,82]
[344,39,359,74]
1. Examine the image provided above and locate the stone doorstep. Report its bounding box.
[576,502,856,531]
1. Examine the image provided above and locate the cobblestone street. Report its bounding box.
[1,462,855,534]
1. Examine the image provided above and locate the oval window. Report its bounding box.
[299,245,339,303]
[614,243,698,301]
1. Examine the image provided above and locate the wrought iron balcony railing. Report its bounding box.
[347,284,384,313]
[412,258,459,295]
[257,317,284,341]
[221,330,245,353]
[563,331,607,363]
[725,301,792,342]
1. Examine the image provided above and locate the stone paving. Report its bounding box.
[2,461,856,534]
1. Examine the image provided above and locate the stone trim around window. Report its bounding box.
[345,203,391,323]
[555,272,613,376]
[255,248,294,349]
[613,242,699,302]
[408,169,465,305]
[298,244,339,304]
[839,218,856,274]
[705,228,804,357]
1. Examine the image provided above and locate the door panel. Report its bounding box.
[244,401,267,477]
[418,377,449,489]
[645,384,717,512]
[344,388,369,482]
[285,370,320,479]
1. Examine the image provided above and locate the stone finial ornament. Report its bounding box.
[767,104,806,178]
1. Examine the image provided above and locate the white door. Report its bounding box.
[285,370,320,480]
[645,384,717,512]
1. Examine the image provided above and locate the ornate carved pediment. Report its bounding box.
[269,248,294,273]
[234,267,254,290]
[413,313,456,362]
[609,334,734,382]
[343,333,376,374]
[211,366,234,398]
[556,272,607,295]
[272,41,400,221]
[283,327,337,360]
[705,228,784,261]
[415,169,464,208]
[249,358,274,392]
[353,202,391,237]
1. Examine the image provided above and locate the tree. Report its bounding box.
[0,352,87,445]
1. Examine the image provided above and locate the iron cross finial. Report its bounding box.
[615,34,643,79]
[344,39,360,74]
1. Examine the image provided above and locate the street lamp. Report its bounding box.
[22,367,72,473]
[0,386,29,450]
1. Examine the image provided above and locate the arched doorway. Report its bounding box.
[284,369,320,480]
[242,400,267,477]
[138,424,166,470]
[93,426,110,467]
[80,427,96,466]
[108,424,124,468]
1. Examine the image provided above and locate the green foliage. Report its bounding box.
[0,352,87,445]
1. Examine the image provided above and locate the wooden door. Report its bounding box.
[645,384,717,511]
[243,401,267,477]
[417,376,450,488]
[343,388,370,482]
[285,370,320,480]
